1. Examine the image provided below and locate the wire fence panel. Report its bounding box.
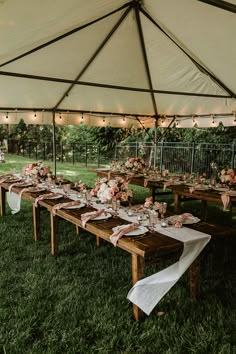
[7,140,236,176]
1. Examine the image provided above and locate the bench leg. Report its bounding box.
[50,213,59,256]
[0,187,6,216]
[189,256,200,299]
[132,254,145,321]
[33,205,41,241]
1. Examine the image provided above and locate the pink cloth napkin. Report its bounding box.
[34,192,59,207]
[81,209,105,228]
[189,184,205,194]
[19,186,43,197]
[52,200,82,215]
[169,213,193,228]
[0,177,9,184]
[9,182,30,193]
[163,180,174,191]
[110,222,139,246]
[221,191,235,210]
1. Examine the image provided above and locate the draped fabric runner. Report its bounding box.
[52,200,81,215]
[127,225,211,316]
[0,177,11,184]
[81,209,105,228]
[110,222,139,246]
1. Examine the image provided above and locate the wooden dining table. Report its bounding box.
[0,180,235,320]
[170,184,236,220]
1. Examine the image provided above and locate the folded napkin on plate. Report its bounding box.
[189,184,205,194]
[34,192,58,207]
[19,186,43,198]
[221,190,235,210]
[9,182,29,193]
[81,209,105,228]
[110,222,139,247]
[52,200,81,215]
[0,177,10,184]
[169,213,193,228]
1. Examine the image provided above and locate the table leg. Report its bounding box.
[76,225,79,235]
[189,256,200,299]
[0,187,6,216]
[131,254,145,321]
[174,193,181,213]
[33,205,40,241]
[200,200,207,221]
[50,213,59,256]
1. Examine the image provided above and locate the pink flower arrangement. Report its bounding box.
[143,196,160,211]
[75,180,87,191]
[125,157,146,173]
[219,168,236,188]
[91,177,133,203]
[22,161,51,179]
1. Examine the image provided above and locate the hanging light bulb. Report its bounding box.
[59,113,62,120]
[6,112,8,120]
[192,115,196,124]
[34,110,37,118]
[212,114,215,125]
[81,112,84,120]
[234,112,236,123]
[123,117,126,123]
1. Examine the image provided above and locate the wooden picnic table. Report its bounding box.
[0,181,235,320]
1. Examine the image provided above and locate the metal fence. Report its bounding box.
[7,139,235,176]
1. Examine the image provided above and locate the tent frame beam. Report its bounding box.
[197,0,236,13]
[140,7,236,99]
[0,1,133,68]
[134,2,158,118]
[54,5,132,110]
[0,70,231,99]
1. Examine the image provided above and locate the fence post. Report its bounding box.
[190,142,195,174]
[51,142,53,162]
[114,143,117,160]
[135,142,138,157]
[61,143,63,163]
[159,141,163,171]
[28,141,31,158]
[231,143,235,168]
[97,145,100,167]
[23,141,25,157]
[72,143,75,165]
[43,143,46,161]
[85,143,88,167]
[35,143,38,161]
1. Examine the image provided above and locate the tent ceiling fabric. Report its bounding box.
[0,0,235,127]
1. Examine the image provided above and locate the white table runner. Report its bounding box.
[127,225,211,315]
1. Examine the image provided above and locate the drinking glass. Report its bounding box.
[85,190,92,207]
[112,198,120,216]
[148,210,158,232]
[63,183,71,197]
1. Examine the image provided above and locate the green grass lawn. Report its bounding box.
[0,155,235,353]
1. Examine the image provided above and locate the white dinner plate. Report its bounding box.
[112,225,148,236]
[92,212,112,220]
[28,187,47,193]
[14,182,33,188]
[166,215,200,225]
[47,194,64,200]
[212,187,229,192]
[63,203,85,209]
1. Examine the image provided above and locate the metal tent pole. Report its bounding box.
[52,112,57,176]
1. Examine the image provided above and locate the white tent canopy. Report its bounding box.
[0,0,235,128]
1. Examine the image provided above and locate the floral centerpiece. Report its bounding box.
[143,196,161,211]
[124,157,146,174]
[110,160,125,172]
[22,161,51,179]
[74,180,87,191]
[91,176,133,203]
[219,168,236,189]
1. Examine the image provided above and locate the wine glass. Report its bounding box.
[160,202,167,220]
[85,190,92,207]
[56,174,64,188]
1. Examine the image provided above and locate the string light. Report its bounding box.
[81,112,84,120]
[211,114,215,125]
[234,112,236,123]
[192,115,196,124]
[122,117,126,122]
[6,112,8,120]
[59,113,62,120]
